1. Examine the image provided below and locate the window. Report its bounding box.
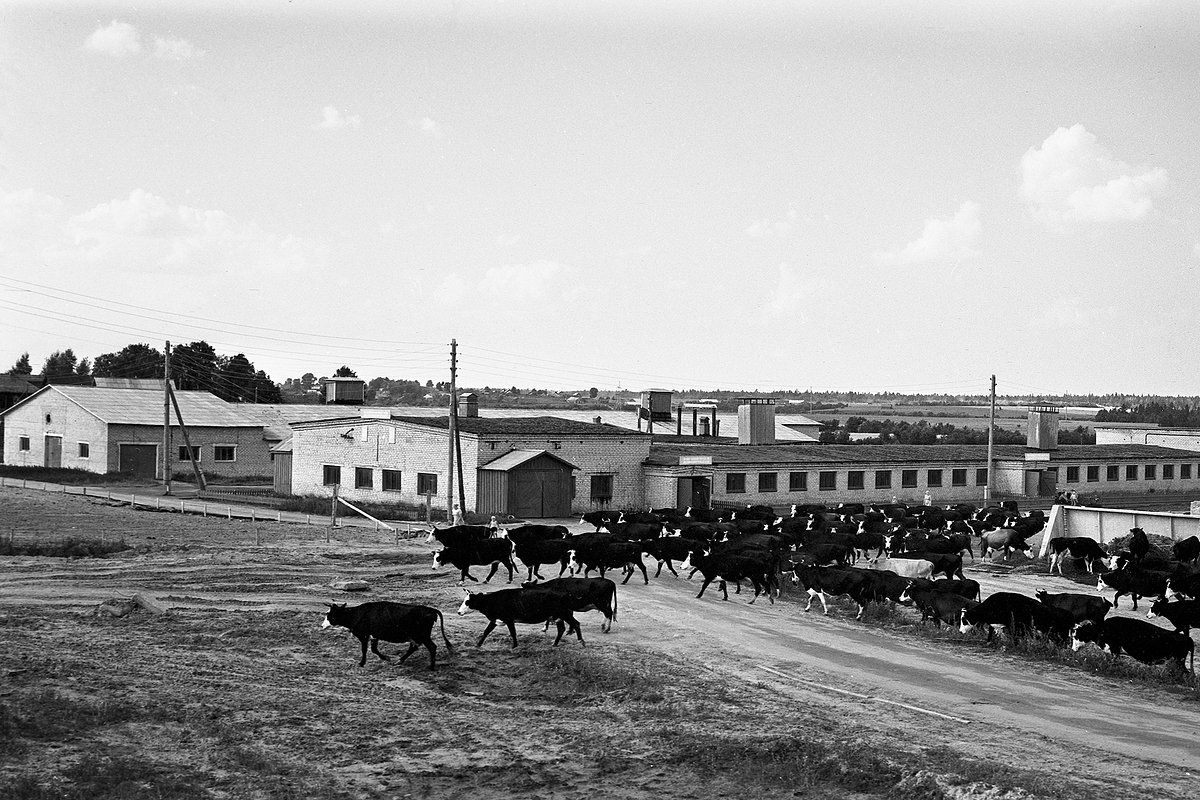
[1066,466,1080,483]
[927,469,943,488]
[1087,466,1100,482]
[417,473,438,495]
[77,442,90,459]
[178,445,200,462]
[550,441,562,450]
[1143,464,1156,481]
[1163,464,1174,480]
[590,474,614,501]
[847,471,864,490]
[875,470,892,489]
[1106,465,1118,481]
[1126,465,1138,481]
[213,445,236,462]
[323,465,341,486]
[726,473,746,493]
[976,468,988,486]
[789,472,807,491]
[901,469,918,488]
[355,467,373,489]
[758,472,778,492]
[382,469,402,492]
[18,436,29,451]
[1182,464,1192,480]
[951,468,967,487]
[819,471,837,491]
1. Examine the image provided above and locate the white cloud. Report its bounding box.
[1021,125,1167,227]
[84,21,142,57]
[154,36,204,60]
[873,201,981,267]
[745,206,797,240]
[409,117,443,138]
[315,106,362,130]
[766,263,819,318]
[437,260,582,305]
[43,189,318,275]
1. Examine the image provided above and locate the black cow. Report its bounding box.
[322,601,452,670]
[580,510,616,531]
[684,506,720,523]
[570,541,649,585]
[1072,617,1193,674]
[958,592,1070,642]
[503,524,568,546]
[859,569,913,604]
[1128,527,1151,565]
[789,565,876,620]
[1034,590,1112,625]
[457,588,583,648]
[523,577,618,633]
[1098,568,1169,611]
[432,539,516,584]
[925,532,974,561]
[792,542,851,567]
[1167,569,1200,600]
[907,577,981,602]
[1147,598,1200,635]
[425,524,493,548]
[1171,536,1200,566]
[617,510,660,525]
[898,586,977,628]
[691,549,777,604]
[1047,537,1112,575]
[514,539,574,582]
[640,536,700,578]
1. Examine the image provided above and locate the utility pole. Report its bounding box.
[985,374,996,503]
[162,341,172,493]
[446,339,457,523]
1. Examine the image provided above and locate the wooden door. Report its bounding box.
[119,444,158,479]
[43,436,62,468]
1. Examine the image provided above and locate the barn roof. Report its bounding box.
[390,415,645,437]
[479,449,578,471]
[1,385,264,428]
[645,442,1200,467]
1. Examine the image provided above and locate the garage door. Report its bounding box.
[512,470,571,518]
[119,444,158,479]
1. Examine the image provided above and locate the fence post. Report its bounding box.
[228,506,232,520]
[181,500,186,514]
[251,509,256,523]
[155,497,160,510]
[276,512,280,523]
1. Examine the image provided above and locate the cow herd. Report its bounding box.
[320,502,1200,681]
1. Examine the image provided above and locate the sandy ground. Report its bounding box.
[1,486,1197,800]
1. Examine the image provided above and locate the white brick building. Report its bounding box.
[0,385,273,480]
[287,411,651,517]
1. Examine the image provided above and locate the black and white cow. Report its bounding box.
[1046,537,1112,575]
[570,541,650,585]
[691,549,778,604]
[981,529,1033,561]
[1072,617,1193,674]
[424,523,494,548]
[456,588,583,648]
[1098,568,1169,611]
[321,601,452,670]
[898,586,977,629]
[522,577,618,633]
[514,538,574,582]
[1147,598,1200,635]
[502,524,569,546]
[789,565,876,620]
[433,539,517,584]
[959,592,1070,643]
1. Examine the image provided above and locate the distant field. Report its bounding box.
[807,403,1135,433]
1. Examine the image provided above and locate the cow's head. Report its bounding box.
[1147,597,1167,619]
[320,602,347,630]
[432,550,444,570]
[423,529,437,544]
[897,587,913,605]
[456,589,475,616]
[1071,621,1100,652]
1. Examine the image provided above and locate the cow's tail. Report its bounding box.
[611,584,618,623]
[436,609,454,653]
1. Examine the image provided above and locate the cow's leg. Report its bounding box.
[461,568,478,584]
[370,637,393,662]
[424,639,438,670]
[527,565,537,583]
[506,620,519,648]
[568,614,585,646]
[556,559,570,578]
[551,619,566,646]
[719,579,730,601]
[357,635,370,667]
[653,560,664,578]
[803,588,816,612]
[636,559,649,585]
[816,590,830,615]
[504,559,516,583]
[397,641,421,663]
[747,580,760,605]
[696,576,715,599]
[476,620,498,648]
[483,562,501,583]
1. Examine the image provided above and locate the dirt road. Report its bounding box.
[3,486,1198,799]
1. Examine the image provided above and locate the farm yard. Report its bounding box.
[2,487,1199,800]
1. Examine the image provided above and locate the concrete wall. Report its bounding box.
[1095,427,1200,452]
[289,419,650,513]
[107,424,274,479]
[705,464,992,508]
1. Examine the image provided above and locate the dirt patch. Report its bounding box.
[1,487,1196,799]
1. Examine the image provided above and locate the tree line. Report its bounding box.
[819,417,1096,445]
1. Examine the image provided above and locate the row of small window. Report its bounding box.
[725,468,990,494]
[323,465,438,494]
[1064,464,1195,483]
[18,438,92,458]
[176,445,237,462]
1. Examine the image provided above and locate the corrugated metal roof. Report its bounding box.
[392,415,646,437]
[93,377,173,390]
[480,449,579,471]
[10,386,264,428]
[646,443,1200,467]
[0,375,36,394]
[270,437,293,454]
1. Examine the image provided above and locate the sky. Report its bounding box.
[2,1,1199,397]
